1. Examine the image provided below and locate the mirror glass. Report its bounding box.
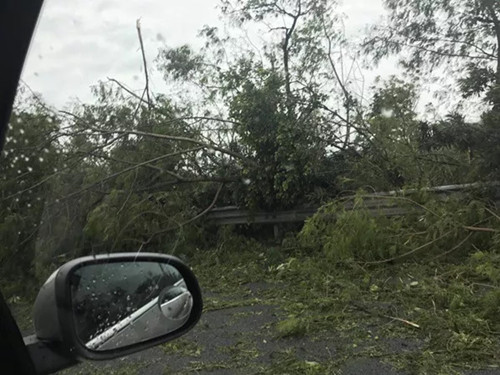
[69,261,193,351]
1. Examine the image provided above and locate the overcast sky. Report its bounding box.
[21,0,389,109]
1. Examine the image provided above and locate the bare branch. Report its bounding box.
[151,183,224,236]
[107,78,149,105]
[53,148,203,204]
[87,127,254,165]
[136,19,152,108]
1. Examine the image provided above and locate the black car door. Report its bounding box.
[0,1,45,373]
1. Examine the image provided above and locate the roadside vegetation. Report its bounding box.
[3,0,500,373]
[189,196,500,373]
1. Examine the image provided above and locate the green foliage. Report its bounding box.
[364,0,500,182]
[161,339,202,357]
[365,0,500,98]
[275,316,308,338]
[300,193,498,263]
[299,199,400,262]
[346,77,476,190]
[157,0,357,209]
[229,71,328,208]
[158,45,203,81]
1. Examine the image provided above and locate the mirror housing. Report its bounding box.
[33,253,202,361]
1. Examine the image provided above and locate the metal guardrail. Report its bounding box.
[206,182,500,226]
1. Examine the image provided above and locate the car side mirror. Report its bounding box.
[32,252,202,362]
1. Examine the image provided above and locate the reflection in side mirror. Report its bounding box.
[70,262,193,351]
[158,281,193,321]
[33,253,202,361]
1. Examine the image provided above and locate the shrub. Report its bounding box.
[299,193,499,263]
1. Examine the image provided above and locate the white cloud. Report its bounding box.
[22,0,221,107]
[21,0,389,109]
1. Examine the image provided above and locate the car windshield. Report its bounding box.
[3,0,500,373]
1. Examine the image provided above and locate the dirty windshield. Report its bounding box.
[2,0,500,373]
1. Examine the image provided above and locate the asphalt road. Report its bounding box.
[47,281,500,375]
